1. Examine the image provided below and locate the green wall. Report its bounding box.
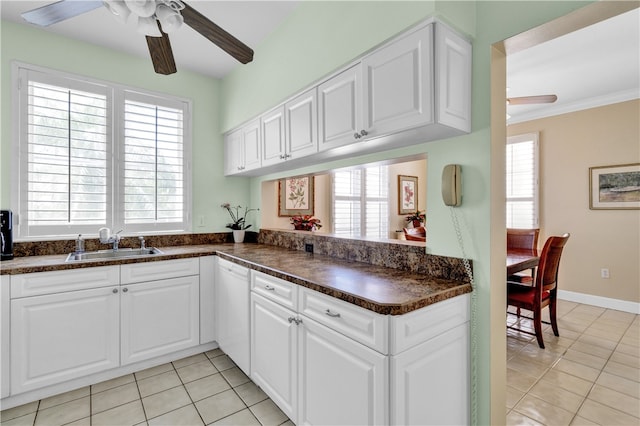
[0,20,249,234]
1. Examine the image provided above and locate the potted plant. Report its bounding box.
[405,210,425,228]
[221,203,259,242]
[290,215,322,231]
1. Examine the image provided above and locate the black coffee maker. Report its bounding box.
[1,210,14,261]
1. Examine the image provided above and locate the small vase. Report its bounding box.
[412,220,421,228]
[232,229,245,243]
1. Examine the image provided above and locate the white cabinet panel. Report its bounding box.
[1,275,10,398]
[121,276,199,365]
[285,89,318,160]
[261,106,286,167]
[251,293,297,421]
[298,316,387,426]
[121,258,199,284]
[318,64,362,151]
[11,286,120,394]
[224,128,243,176]
[199,256,216,345]
[216,258,250,375]
[362,25,434,138]
[243,119,262,171]
[11,266,119,298]
[391,322,469,426]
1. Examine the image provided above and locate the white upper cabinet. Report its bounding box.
[261,106,286,167]
[285,88,318,159]
[224,120,261,176]
[362,24,434,138]
[224,18,471,176]
[318,64,363,151]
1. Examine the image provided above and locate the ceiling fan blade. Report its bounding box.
[21,0,103,27]
[507,94,558,105]
[146,23,177,75]
[181,2,254,64]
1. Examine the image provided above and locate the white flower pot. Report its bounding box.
[232,230,245,243]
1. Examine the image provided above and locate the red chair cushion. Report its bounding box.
[507,283,550,305]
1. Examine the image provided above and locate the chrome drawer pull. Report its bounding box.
[265,285,275,291]
[325,309,341,318]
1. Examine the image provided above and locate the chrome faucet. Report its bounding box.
[138,236,146,250]
[99,228,122,251]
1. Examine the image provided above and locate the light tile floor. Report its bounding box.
[507,300,639,426]
[1,348,293,426]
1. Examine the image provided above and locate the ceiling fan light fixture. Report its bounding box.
[103,1,131,24]
[136,15,162,37]
[156,4,183,33]
[125,0,156,18]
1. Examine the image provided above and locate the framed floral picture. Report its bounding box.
[278,175,315,216]
[589,163,640,210]
[398,175,418,214]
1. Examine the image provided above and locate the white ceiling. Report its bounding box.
[1,2,638,123]
[0,0,300,78]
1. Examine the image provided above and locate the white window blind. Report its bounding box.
[15,65,191,239]
[123,93,185,226]
[506,133,539,228]
[332,165,388,238]
[22,71,110,236]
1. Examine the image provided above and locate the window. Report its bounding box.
[14,65,191,239]
[332,165,389,239]
[506,133,539,228]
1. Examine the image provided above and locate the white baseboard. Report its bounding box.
[558,290,640,315]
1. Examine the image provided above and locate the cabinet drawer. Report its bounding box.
[11,266,119,298]
[389,293,469,355]
[217,257,249,279]
[251,271,298,311]
[299,288,388,354]
[121,258,199,284]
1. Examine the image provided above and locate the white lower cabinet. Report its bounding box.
[298,316,387,426]
[11,286,120,394]
[251,293,298,421]
[216,257,251,375]
[121,275,199,365]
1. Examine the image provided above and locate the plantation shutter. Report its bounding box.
[22,70,110,235]
[332,165,389,238]
[506,133,539,228]
[122,92,187,229]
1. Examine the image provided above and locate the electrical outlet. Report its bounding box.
[305,243,314,253]
[601,268,610,279]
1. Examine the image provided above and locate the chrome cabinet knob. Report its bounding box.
[122,287,128,293]
[112,288,118,294]
[353,132,361,139]
[360,130,368,137]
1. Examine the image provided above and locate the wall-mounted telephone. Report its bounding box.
[442,164,462,207]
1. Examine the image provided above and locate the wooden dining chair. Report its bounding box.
[507,233,570,349]
[403,227,426,242]
[507,228,540,284]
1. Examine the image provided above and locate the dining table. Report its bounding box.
[507,249,540,276]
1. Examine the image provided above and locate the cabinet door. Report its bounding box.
[298,316,387,426]
[285,89,318,159]
[362,25,433,138]
[391,322,469,426]
[261,106,286,167]
[250,293,297,421]
[318,64,363,151]
[243,119,262,171]
[121,276,199,365]
[224,128,243,176]
[11,287,120,394]
[216,259,251,375]
[435,23,472,132]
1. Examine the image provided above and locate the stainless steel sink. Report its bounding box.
[66,247,164,262]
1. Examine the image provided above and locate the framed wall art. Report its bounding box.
[589,163,640,210]
[278,175,315,216]
[398,175,418,214]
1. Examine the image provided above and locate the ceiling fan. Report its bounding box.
[507,94,558,105]
[20,0,254,75]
